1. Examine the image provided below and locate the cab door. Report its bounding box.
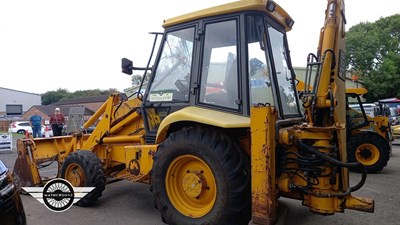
[142,26,197,142]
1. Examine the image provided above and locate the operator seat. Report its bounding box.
[204,59,238,109]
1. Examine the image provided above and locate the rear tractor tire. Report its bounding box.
[61,150,106,207]
[347,133,390,173]
[152,126,251,225]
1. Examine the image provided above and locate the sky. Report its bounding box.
[1,0,399,95]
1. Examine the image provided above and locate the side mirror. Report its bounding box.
[121,58,133,75]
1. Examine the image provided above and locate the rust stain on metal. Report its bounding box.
[252,194,268,215]
[261,143,268,155]
[265,144,275,217]
[148,149,156,156]
[13,152,35,187]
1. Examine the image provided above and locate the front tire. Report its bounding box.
[152,126,250,225]
[347,133,390,173]
[61,150,106,206]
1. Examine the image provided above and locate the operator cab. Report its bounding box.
[122,1,302,142]
[346,93,370,130]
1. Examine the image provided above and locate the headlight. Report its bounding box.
[0,172,15,196]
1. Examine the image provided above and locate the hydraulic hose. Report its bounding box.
[296,141,367,195]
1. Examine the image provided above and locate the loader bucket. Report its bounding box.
[13,139,36,187]
[13,154,35,187]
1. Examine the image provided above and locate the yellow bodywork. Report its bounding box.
[346,88,368,96]
[156,106,250,143]
[163,0,293,32]
[250,106,277,224]
[393,124,400,139]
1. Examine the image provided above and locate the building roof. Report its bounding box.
[34,105,94,116]
[0,87,41,96]
[54,95,110,106]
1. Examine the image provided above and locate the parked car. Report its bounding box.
[0,159,27,225]
[8,121,32,134]
[8,121,53,137]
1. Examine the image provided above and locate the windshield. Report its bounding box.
[268,26,300,116]
[147,27,195,102]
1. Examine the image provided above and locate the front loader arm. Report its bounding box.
[13,93,146,187]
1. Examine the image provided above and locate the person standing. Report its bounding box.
[50,108,65,136]
[30,110,42,138]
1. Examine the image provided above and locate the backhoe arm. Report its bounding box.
[275,0,374,217]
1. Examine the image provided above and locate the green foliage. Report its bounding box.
[346,14,400,101]
[41,88,119,105]
[131,72,151,87]
[66,88,119,99]
[363,53,400,101]
[41,88,69,105]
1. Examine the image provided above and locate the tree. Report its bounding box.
[131,72,151,87]
[41,88,120,105]
[41,88,69,105]
[68,88,119,99]
[346,14,400,101]
[363,53,400,100]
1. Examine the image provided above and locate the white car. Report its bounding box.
[8,121,31,134]
[8,121,53,137]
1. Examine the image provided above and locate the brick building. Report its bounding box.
[22,105,94,125]
[1,93,117,132]
[53,95,109,112]
[21,94,120,126]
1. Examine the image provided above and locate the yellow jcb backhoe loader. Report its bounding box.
[13,0,374,224]
[346,88,392,173]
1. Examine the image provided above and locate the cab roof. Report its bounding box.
[346,88,368,95]
[163,0,293,31]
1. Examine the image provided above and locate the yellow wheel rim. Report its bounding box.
[355,143,380,166]
[165,155,217,218]
[64,163,86,187]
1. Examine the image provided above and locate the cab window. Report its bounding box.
[199,20,239,110]
[247,15,274,106]
[147,27,195,102]
[268,26,300,115]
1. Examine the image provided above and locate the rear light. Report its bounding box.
[9,122,16,128]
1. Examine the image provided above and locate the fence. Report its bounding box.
[0,120,12,132]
